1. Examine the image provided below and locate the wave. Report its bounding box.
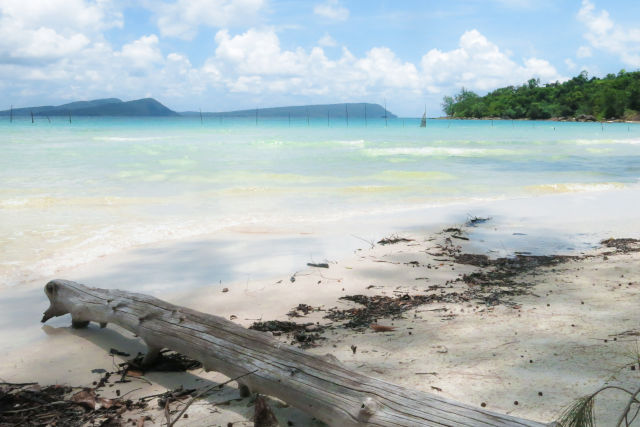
[93,136,173,142]
[526,182,626,194]
[364,147,518,157]
[565,138,640,146]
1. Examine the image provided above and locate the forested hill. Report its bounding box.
[442,70,640,121]
[0,98,178,117]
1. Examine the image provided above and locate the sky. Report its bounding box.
[1,0,639,116]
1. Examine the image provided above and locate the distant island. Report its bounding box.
[1,100,397,119]
[0,98,178,117]
[442,70,640,121]
[182,103,396,119]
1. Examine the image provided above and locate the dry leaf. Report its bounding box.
[71,389,97,409]
[98,397,116,409]
[370,323,396,332]
[127,370,143,377]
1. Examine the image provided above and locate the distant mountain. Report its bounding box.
[1,100,396,119]
[0,98,178,117]
[181,103,397,119]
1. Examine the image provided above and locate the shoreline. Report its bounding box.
[2,221,639,425]
[432,116,640,123]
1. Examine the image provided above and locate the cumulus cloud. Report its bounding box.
[193,27,562,102]
[420,30,563,93]
[120,35,163,69]
[0,0,121,64]
[314,0,349,21]
[150,0,265,40]
[577,0,640,66]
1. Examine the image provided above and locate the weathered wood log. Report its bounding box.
[41,279,548,426]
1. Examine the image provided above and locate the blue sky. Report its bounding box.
[1,0,639,116]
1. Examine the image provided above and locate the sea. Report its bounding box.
[1,116,640,288]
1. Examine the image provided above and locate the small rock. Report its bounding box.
[222,287,229,293]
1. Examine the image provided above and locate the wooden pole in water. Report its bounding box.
[199,108,203,125]
[364,104,367,127]
[31,110,34,123]
[345,104,348,128]
[9,105,13,123]
[68,111,72,124]
[384,99,388,128]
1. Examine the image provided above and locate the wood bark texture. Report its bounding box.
[41,279,549,427]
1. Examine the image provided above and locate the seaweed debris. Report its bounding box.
[600,238,640,253]
[286,303,318,317]
[0,382,147,426]
[455,253,575,305]
[249,320,326,348]
[377,235,415,245]
[465,216,491,227]
[325,293,465,329]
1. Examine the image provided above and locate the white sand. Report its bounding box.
[1,190,640,425]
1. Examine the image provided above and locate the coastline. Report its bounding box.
[1,197,639,424]
[432,116,640,123]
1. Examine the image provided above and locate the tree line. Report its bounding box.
[441,70,640,120]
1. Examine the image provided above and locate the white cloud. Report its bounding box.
[420,30,564,93]
[0,15,565,115]
[314,0,349,21]
[576,45,592,58]
[565,58,577,70]
[0,0,121,64]
[151,0,265,40]
[577,0,640,66]
[190,27,563,105]
[318,34,337,47]
[120,35,162,69]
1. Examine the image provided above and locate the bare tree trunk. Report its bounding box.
[42,279,548,427]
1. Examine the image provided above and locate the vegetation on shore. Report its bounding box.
[442,70,640,121]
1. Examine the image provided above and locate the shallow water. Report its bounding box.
[1,116,639,287]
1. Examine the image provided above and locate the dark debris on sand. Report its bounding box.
[0,382,147,427]
[601,238,640,253]
[377,235,415,245]
[0,349,206,426]
[249,320,327,348]
[325,293,466,329]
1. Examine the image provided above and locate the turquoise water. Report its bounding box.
[1,116,639,286]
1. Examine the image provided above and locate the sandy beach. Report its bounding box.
[1,204,639,425]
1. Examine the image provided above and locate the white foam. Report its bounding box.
[364,147,513,157]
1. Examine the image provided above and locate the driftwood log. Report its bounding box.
[42,279,548,426]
